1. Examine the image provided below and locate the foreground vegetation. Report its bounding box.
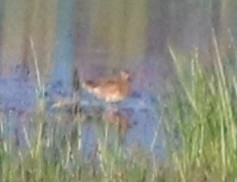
[165,36,237,181]
[0,109,167,181]
[1,41,237,181]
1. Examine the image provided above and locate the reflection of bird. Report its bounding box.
[82,71,131,102]
[103,110,130,134]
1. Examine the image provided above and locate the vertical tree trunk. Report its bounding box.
[1,0,26,75]
[27,0,57,83]
[0,0,5,70]
[51,0,75,94]
[124,0,148,67]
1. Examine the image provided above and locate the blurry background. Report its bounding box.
[0,0,237,94]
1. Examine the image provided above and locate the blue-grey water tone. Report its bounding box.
[0,64,166,162]
[47,80,166,161]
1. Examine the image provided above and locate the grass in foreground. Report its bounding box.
[0,106,168,182]
[165,36,237,181]
[1,39,237,181]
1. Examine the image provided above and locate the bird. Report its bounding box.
[82,71,131,103]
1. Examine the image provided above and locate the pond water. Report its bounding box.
[0,64,167,163]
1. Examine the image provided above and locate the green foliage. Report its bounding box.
[2,41,237,181]
[167,40,237,181]
[0,110,167,182]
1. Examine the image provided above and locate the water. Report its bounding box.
[0,64,167,163]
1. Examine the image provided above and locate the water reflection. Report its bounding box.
[47,81,166,160]
[0,64,166,163]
